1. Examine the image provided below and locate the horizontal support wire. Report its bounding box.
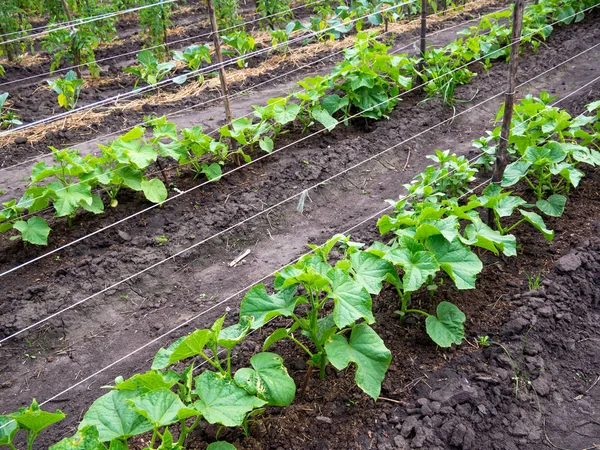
[0,0,481,176]
[0,0,179,46]
[0,0,419,139]
[0,42,598,431]
[0,0,327,88]
[2,35,598,358]
[0,4,595,279]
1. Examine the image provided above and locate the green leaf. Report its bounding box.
[425,302,466,347]
[13,217,51,245]
[115,167,143,191]
[193,371,266,427]
[385,245,439,293]
[151,329,212,369]
[10,399,65,436]
[206,443,237,450]
[49,426,106,450]
[262,326,294,351]
[273,103,300,125]
[312,108,338,131]
[536,194,566,217]
[519,209,554,241]
[234,352,296,406]
[240,285,299,329]
[201,163,222,181]
[114,370,177,394]
[501,161,531,187]
[141,178,168,203]
[327,268,374,328]
[79,390,152,442]
[53,184,93,217]
[426,236,482,289]
[0,416,18,446]
[217,316,252,349]
[259,136,274,153]
[128,389,192,428]
[324,323,391,400]
[81,194,104,215]
[463,219,516,257]
[349,251,396,295]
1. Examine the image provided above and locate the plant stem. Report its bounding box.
[226,348,231,377]
[504,218,526,234]
[150,429,157,448]
[404,308,431,317]
[288,335,313,358]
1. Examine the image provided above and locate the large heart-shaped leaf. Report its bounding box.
[327,268,374,328]
[128,389,193,427]
[141,178,167,203]
[240,285,299,329]
[206,443,237,450]
[385,245,439,293]
[79,390,152,442]
[425,302,466,347]
[501,161,531,187]
[234,352,296,406]
[312,107,338,131]
[536,194,566,217]
[13,217,51,245]
[426,236,482,289]
[53,184,93,217]
[114,370,177,393]
[193,372,266,427]
[349,251,396,295]
[324,323,391,400]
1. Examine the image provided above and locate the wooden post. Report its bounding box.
[417,0,426,70]
[60,0,82,78]
[488,0,525,226]
[206,0,233,126]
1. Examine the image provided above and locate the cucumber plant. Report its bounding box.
[124,50,176,88]
[240,234,393,399]
[47,70,83,111]
[0,93,22,129]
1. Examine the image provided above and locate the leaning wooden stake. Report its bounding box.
[206,0,233,126]
[60,0,82,78]
[488,0,525,226]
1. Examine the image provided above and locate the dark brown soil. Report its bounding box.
[0,6,599,450]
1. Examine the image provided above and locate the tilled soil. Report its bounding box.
[0,6,599,450]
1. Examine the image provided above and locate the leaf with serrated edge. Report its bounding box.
[193,372,266,427]
[324,323,391,400]
[128,389,194,428]
[536,194,566,217]
[327,268,374,328]
[349,251,396,295]
[13,217,51,245]
[152,330,212,369]
[427,235,483,289]
[234,352,296,406]
[240,285,298,329]
[79,390,152,442]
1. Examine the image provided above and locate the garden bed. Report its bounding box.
[0,4,599,449]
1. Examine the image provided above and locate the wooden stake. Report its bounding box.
[206,0,233,126]
[420,0,427,60]
[60,0,82,78]
[488,0,525,225]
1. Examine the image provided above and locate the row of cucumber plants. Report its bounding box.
[1,92,598,449]
[0,0,595,245]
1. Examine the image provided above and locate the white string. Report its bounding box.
[0,0,328,88]
[0,0,179,46]
[0,0,419,139]
[0,5,595,277]
[0,0,482,176]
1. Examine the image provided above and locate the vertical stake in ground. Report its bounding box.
[206,0,233,126]
[488,0,525,226]
[60,0,82,78]
[418,0,427,70]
